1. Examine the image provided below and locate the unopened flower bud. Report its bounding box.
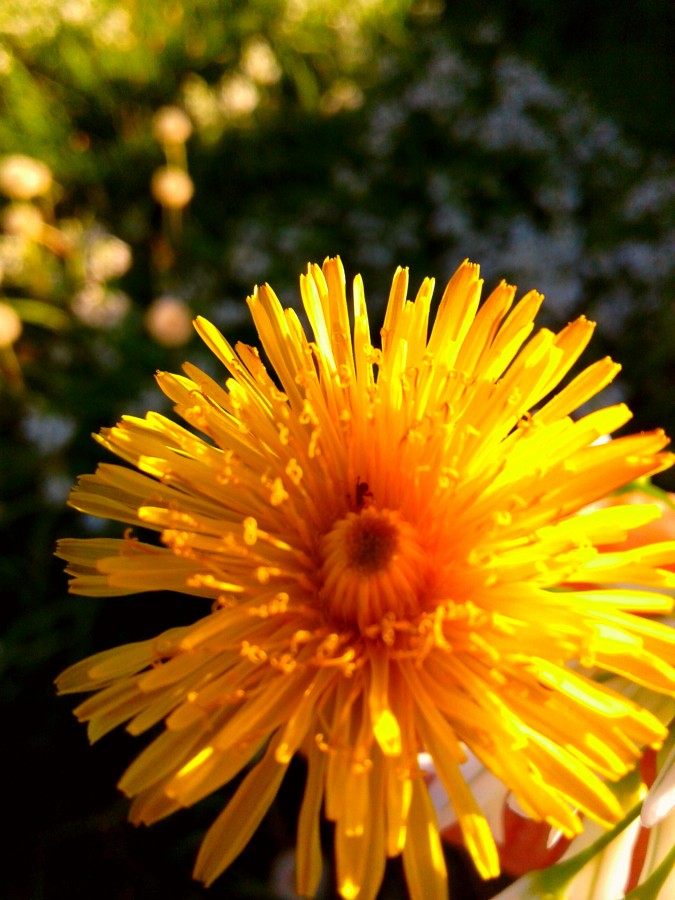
[0,154,52,200]
[86,235,132,281]
[240,38,281,86]
[71,283,130,328]
[219,74,259,116]
[145,295,193,346]
[0,301,22,346]
[151,166,194,209]
[1,202,44,239]
[152,106,193,145]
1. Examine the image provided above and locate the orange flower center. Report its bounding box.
[318,507,428,630]
[343,512,399,572]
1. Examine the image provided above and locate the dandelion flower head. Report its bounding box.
[57,258,675,899]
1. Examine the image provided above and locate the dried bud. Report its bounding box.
[145,295,193,346]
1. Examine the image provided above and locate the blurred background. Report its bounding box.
[1,1,673,897]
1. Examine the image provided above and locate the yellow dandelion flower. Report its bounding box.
[57,258,675,900]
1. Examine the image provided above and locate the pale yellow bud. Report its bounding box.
[0,301,22,346]
[219,74,259,117]
[152,106,193,145]
[1,203,44,239]
[71,283,130,328]
[0,155,52,200]
[86,235,132,281]
[151,166,194,209]
[240,38,281,86]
